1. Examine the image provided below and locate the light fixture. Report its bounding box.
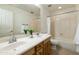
[48,4,52,7]
[30,11,34,14]
[34,4,40,7]
[58,6,62,9]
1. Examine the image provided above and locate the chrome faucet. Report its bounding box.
[9,31,16,43]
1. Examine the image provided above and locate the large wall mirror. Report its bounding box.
[0,8,13,37]
[0,4,40,43]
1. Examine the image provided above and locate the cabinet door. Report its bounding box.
[47,40,52,55]
[43,39,52,55]
[35,42,44,55]
[36,42,43,51]
[36,48,43,55]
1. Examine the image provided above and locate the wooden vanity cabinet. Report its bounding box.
[43,38,52,55]
[35,42,44,55]
[22,37,52,55]
[35,48,43,55]
[22,48,35,55]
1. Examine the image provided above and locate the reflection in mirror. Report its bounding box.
[0,4,40,43]
[0,8,13,37]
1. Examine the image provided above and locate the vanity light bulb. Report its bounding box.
[58,6,62,9]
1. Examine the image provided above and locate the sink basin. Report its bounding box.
[0,41,26,52]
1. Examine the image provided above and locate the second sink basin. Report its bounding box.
[0,41,26,52]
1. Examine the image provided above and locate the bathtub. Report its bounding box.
[51,37,76,52]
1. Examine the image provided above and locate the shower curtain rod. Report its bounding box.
[53,10,79,16]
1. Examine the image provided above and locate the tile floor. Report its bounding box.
[52,47,79,55]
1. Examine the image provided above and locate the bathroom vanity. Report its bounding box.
[0,34,52,55]
[22,37,51,55]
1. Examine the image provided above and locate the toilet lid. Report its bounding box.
[50,39,60,44]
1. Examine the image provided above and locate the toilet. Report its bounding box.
[50,38,61,50]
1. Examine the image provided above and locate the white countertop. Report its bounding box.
[0,34,51,55]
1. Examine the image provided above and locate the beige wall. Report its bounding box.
[54,12,77,40]
[50,6,79,51]
[30,19,41,32]
[51,7,78,41]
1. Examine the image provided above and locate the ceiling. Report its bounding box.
[10,4,76,17]
[10,4,40,17]
[42,4,76,12]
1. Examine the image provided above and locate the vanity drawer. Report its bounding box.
[36,42,44,51]
[36,48,43,55]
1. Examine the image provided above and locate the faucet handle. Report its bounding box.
[9,36,17,43]
[12,36,17,42]
[9,38,13,43]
